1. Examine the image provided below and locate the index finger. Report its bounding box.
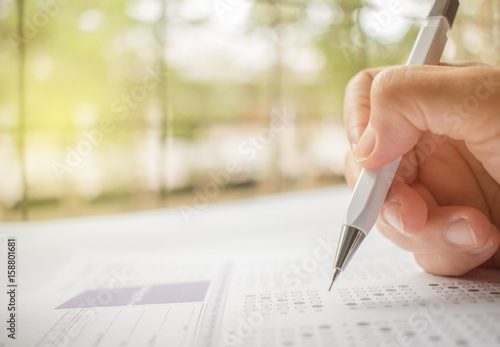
[343,67,385,147]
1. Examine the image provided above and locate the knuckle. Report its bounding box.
[346,68,380,91]
[371,66,404,100]
[345,70,365,93]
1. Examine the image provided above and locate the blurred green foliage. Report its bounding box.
[0,0,496,220]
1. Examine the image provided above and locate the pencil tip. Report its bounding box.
[328,268,341,291]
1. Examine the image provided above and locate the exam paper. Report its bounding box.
[1,186,499,347]
[9,247,500,347]
[220,252,500,346]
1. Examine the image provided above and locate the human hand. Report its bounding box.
[343,65,500,276]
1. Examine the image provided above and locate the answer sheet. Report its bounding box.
[0,186,499,347]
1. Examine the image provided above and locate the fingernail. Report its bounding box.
[445,219,477,247]
[383,201,404,232]
[354,124,376,161]
[470,238,494,255]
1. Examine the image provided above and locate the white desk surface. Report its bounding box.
[1,186,353,289]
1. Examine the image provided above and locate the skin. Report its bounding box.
[343,64,500,276]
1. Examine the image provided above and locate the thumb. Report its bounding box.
[353,65,500,183]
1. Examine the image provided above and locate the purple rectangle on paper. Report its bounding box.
[56,281,210,309]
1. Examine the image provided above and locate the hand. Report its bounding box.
[343,64,500,276]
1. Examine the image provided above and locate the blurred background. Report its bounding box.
[0,0,498,221]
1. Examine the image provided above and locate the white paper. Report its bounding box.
[0,186,499,347]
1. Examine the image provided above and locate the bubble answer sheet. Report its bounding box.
[0,186,499,347]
